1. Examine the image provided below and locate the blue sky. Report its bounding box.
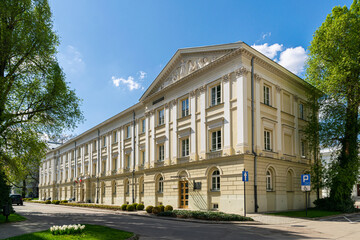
[49,0,353,135]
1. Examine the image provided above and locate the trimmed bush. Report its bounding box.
[53,200,60,205]
[169,210,253,221]
[126,204,135,211]
[121,204,128,211]
[164,205,173,212]
[157,205,165,212]
[132,203,138,209]
[145,205,153,213]
[60,200,68,204]
[45,200,51,204]
[152,206,160,215]
[137,203,145,211]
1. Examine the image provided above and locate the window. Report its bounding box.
[113,182,117,195]
[125,180,129,194]
[181,138,190,157]
[141,119,146,133]
[126,155,131,169]
[211,130,222,151]
[127,126,131,138]
[158,109,164,125]
[140,178,144,194]
[264,85,270,106]
[211,170,220,191]
[85,144,88,154]
[301,141,306,157]
[299,103,304,120]
[141,151,145,166]
[213,203,219,209]
[113,131,117,143]
[158,176,164,193]
[158,145,164,161]
[266,170,273,191]
[103,136,106,147]
[211,85,221,106]
[181,98,189,117]
[264,130,271,151]
[102,183,106,196]
[93,140,96,151]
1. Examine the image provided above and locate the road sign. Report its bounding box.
[301,174,311,191]
[242,171,249,182]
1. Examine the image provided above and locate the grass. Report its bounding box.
[4,224,134,240]
[267,208,342,218]
[0,213,27,224]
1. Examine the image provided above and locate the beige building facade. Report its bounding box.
[39,42,315,214]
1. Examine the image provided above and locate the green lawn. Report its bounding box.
[267,209,341,218]
[0,213,27,224]
[4,224,134,240]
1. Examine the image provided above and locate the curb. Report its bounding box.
[26,202,260,225]
[126,234,139,240]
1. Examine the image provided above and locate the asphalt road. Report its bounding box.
[1,203,359,239]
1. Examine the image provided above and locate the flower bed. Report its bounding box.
[50,224,85,235]
[157,210,253,221]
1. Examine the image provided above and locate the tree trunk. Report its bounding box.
[22,179,26,198]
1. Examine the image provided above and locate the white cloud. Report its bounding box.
[262,32,271,40]
[58,45,85,74]
[251,43,283,59]
[138,71,147,80]
[278,46,307,75]
[251,43,307,75]
[112,76,143,91]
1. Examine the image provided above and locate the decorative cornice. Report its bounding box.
[222,73,231,83]
[199,85,206,93]
[254,73,262,83]
[190,90,197,97]
[235,67,249,77]
[275,85,282,93]
[165,103,169,109]
[171,99,177,106]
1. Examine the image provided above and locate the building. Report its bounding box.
[39,42,315,213]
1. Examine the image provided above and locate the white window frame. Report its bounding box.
[181,98,189,117]
[211,84,221,106]
[158,176,164,193]
[263,85,271,106]
[211,170,220,191]
[264,130,272,151]
[211,130,222,151]
[181,138,190,157]
[158,109,164,125]
[158,145,164,161]
[266,170,273,191]
[113,131,117,143]
[142,119,146,133]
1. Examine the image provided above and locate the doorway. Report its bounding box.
[179,180,189,208]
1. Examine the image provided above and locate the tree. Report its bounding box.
[0,0,83,176]
[306,0,360,212]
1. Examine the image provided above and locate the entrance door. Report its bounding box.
[179,181,189,208]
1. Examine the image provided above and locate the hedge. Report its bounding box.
[137,203,145,210]
[157,210,254,221]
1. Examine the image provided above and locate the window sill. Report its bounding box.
[261,102,277,110]
[210,189,220,192]
[178,114,191,121]
[266,190,275,192]
[207,102,224,110]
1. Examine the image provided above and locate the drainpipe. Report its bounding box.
[74,141,77,201]
[251,57,259,213]
[132,110,136,204]
[96,129,100,203]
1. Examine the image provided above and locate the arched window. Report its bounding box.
[286,171,293,191]
[211,170,220,191]
[158,176,164,193]
[266,170,273,191]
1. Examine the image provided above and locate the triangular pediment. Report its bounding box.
[140,42,243,101]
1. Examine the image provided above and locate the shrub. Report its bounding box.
[158,211,176,217]
[121,204,128,211]
[60,200,68,204]
[137,203,145,211]
[132,203,138,209]
[152,206,160,215]
[145,205,153,213]
[53,200,60,205]
[164,205,173,212]
[169,210,254,221]
[127,204,135,211]
[45,200,51,204]
[157,205,165,212]
[314,197,355,213]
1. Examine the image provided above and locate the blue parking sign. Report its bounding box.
[242,171,249,182]
[301,174,311,186]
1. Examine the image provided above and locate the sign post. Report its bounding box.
[301,174,311,217]
[242,169,249,216]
